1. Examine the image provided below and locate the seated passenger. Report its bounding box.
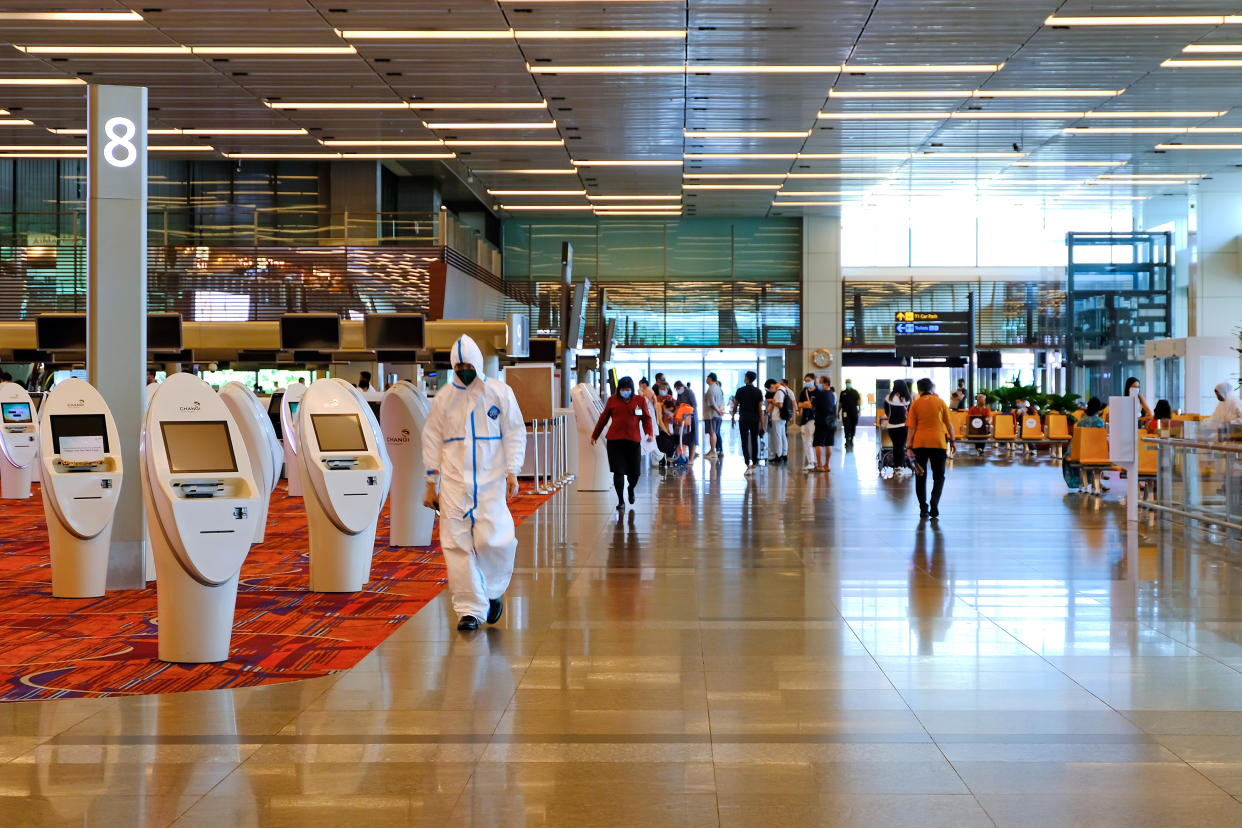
[1206,381,1242,426]
[1147,399,1173,435]
[1078,398,1105,429]
[968,394,991,418]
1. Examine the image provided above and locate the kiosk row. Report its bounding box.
[0,374,438,665]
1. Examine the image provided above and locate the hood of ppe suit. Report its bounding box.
[1218,382,1236,400]
[451,335,485,372]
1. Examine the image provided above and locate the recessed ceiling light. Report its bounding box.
[339,29,686,40]
[444,139,563,147]
[1154,143,1242,150]
[475,168,579,174]
[339,153,457,159]
[1045,15,1227,26]
[572,160,682,166]
[682,184,782,190]
[840,63,1004,73]
[0,78,85,85]
[0,145,85,151]
[500,204,595,211]
[321,139,446,146]
[588,194,682,200]
[0,11,143,20]
[1086,110,1226,118]
[424,122,558,130]
[1183,44,1242,53]
[487,189,588,196]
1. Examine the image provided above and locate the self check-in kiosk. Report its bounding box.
[141,373,262,663]
[379,380,434,547]
[280,382,306,497]
[0,381,38,499]
[296,379,390,592]
[571,383,611,491]
[220,381,282,544]
[38,378,123,598]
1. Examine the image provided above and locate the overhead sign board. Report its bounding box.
[894,310,971,362]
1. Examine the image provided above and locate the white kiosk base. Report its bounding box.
[46,512,111,598]
[304,496,377,592]
[0,462,31,500]
[154,557,240,663]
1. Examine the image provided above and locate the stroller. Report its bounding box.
[877,425,906,478]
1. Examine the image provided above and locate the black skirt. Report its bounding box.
[606,439,642,476]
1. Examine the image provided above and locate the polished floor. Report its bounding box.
[5,429,1242,826]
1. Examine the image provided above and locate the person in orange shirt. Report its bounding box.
[905,377,955,519]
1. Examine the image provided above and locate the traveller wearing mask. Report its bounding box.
[765,379,789,464]
[422,335,526,632]
[905,377,954,519]
[1125,376,1153,426]
[735,371,764,473]
[838,379,861,449]
[674,380,699,462]
[797,373,818,471]
[591,376,654,511]
[812,375,837,471]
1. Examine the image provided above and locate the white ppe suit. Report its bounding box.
[1207,381,1242,426]
[422,335,527,619]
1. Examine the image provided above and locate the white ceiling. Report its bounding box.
[0,1,1240,216]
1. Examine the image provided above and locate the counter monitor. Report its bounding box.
[160,421,238,474]
[311,413,367,453]
[288,401,299,417]
[50,414,109,454]
[1,402,32,424]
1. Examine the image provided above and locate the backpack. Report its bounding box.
[780,390,794,421]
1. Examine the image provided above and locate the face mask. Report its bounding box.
[1129,386,1139,397]
[804,381,814,389]
[455,368,477,386]
[620,390,633,400]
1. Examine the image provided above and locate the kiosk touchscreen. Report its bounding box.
[38,379,123,598]
[141,373,262,663]
[0,382,39,499]
[220,382,283,544]
[379,380,434,547]
[279,383,306,497]
[295,379,390,592]
[571,383,612,491]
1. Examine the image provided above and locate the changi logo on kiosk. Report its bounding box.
[68,399,86,408]
[178,401,202,413]
[386,428,412,445]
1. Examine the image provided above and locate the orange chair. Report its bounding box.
[1047,413,1071,458]
[992,413,1016,453]
[1019,413,1044,455]
[1077,428,1112,494]
[949,410,968,439]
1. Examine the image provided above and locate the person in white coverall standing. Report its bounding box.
[422,334,527,631]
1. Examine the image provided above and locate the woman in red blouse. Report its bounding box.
[592,376,655,511]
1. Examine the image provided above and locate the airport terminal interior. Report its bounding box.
[6,1,1242,826]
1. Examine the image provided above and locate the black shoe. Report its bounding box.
[919,504,929,518]
[457,616,480,631]
[616,501,625,511]
[628,486,635,504]
[487,597,503,624]
[929,508,939,519]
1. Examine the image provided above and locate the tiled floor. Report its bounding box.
[4,430,1242,826]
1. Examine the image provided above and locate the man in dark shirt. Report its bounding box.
[734,371,764,473]
[811,376,837,471]
[838,379,862,449]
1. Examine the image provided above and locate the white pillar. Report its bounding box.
[1193,174,1242,338]
[88,85,147,590]
[801,215,843,386]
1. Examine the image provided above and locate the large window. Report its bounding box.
[842,197,1136,268]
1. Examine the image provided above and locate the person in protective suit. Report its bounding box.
[422,335,527,631]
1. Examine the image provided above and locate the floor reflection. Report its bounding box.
[3,430,1242,824]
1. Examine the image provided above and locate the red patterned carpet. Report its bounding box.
[0,483,550,701]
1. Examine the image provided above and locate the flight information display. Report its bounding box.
[160,421,238,474]
[1,403,32,424]
[50,414,109,454]
[311,414,367,453]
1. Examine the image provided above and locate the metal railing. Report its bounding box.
[1143,434,1242,535]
